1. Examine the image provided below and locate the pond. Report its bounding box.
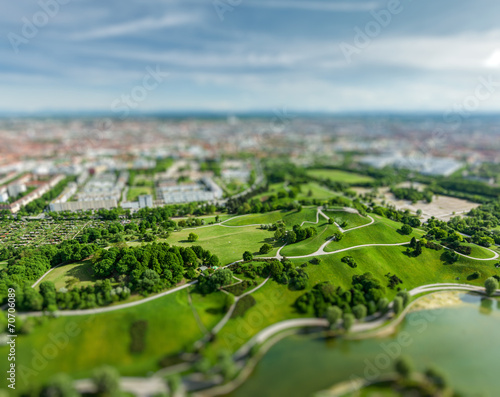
[228,293,500,397]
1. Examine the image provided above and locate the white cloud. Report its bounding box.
[484,49,500,68]
[71,13,200,40]
[248,1,380,12]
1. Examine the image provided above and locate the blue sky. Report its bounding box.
[2,0,500,113]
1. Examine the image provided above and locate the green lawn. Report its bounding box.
[295,182,336,201]
[127,186,153,201]
[223,208,318,227]
[324,216,421,253]
[323,210,372,229]
[461,243,498,260]
[306,169,374,185]
[0,289,220,392]
[189,289,227,331]
[167,225,279,264]
[0,261,7,270]
[37,261,95,290]
[281,222,340,257]
[203,281,306,359]
[296,246,500,301]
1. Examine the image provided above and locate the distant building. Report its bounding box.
[7,183,27,198]
[138,195,153,208]
[48,199,118,212]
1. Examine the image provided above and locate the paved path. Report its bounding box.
[212,277,270,334]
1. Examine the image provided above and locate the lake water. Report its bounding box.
[228,293,500,397]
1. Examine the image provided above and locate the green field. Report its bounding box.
[223,208,318,227]
[323,210,372,229]
[0,289,226,391]
[461,243,499,260]
[297,246,499,301]
[324,215,422,253]
[281,222,339,257]
[306,169,374,184]
[37,261,95,290]
[295,182,336,201]
[127,186,153,201]
[167,225,279,264]
[204,281,306,359]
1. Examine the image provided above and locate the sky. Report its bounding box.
[2,0,500,114]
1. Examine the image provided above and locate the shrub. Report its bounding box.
[393,296,404,315]
[485,277,499,296]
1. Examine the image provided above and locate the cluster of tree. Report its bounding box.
[385,273,403,289]
[90,242,219,296]
[196,268,234,294]
[274,223,317,245]
[4,240,99,286]
[341,256,357,268]
[391,186,433,203]
[295,272,385,318]
[407,237,423,257]
[372,206,421,227]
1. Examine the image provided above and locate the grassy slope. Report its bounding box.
[297,246,500,301]
[189,290,227,331]
[281,222,340,257]
[222,208,318,227]
[323,210,373,229]
[167,225,278,264]
[306,169,374,184]
[1,289,226,391]
[203,281,306,359]
[324,216,422,252]
[37,261,95,290]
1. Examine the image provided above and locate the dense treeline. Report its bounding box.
[295,272,385,317]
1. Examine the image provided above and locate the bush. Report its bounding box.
[395,356,413,379]
[396,291,411,307]
[259,244,273,254]
[243,251,253,261]
[326,306,342,328]
[343,313,355,331]
[341,256,357,268]
[393,296,404,315]
[352,304,367,320]
[485,277,499,296]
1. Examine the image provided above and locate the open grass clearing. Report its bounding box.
[306,169,374,185]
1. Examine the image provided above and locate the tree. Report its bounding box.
[397,291,411,307]
[343,313,355,331]
[378,297,389,313]
[395,356,413,379]
[188,233,199,242]
[393,296,404,315]
[210,269,233,290]
[92,366,120,396]
[259,243,272,254]
[352,304,367,320]
[399,224,413,235]
[326,306,342,328]
[243,251,253,261]
[485,277,499,296]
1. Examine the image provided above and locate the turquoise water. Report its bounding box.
[228,294,500,397]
